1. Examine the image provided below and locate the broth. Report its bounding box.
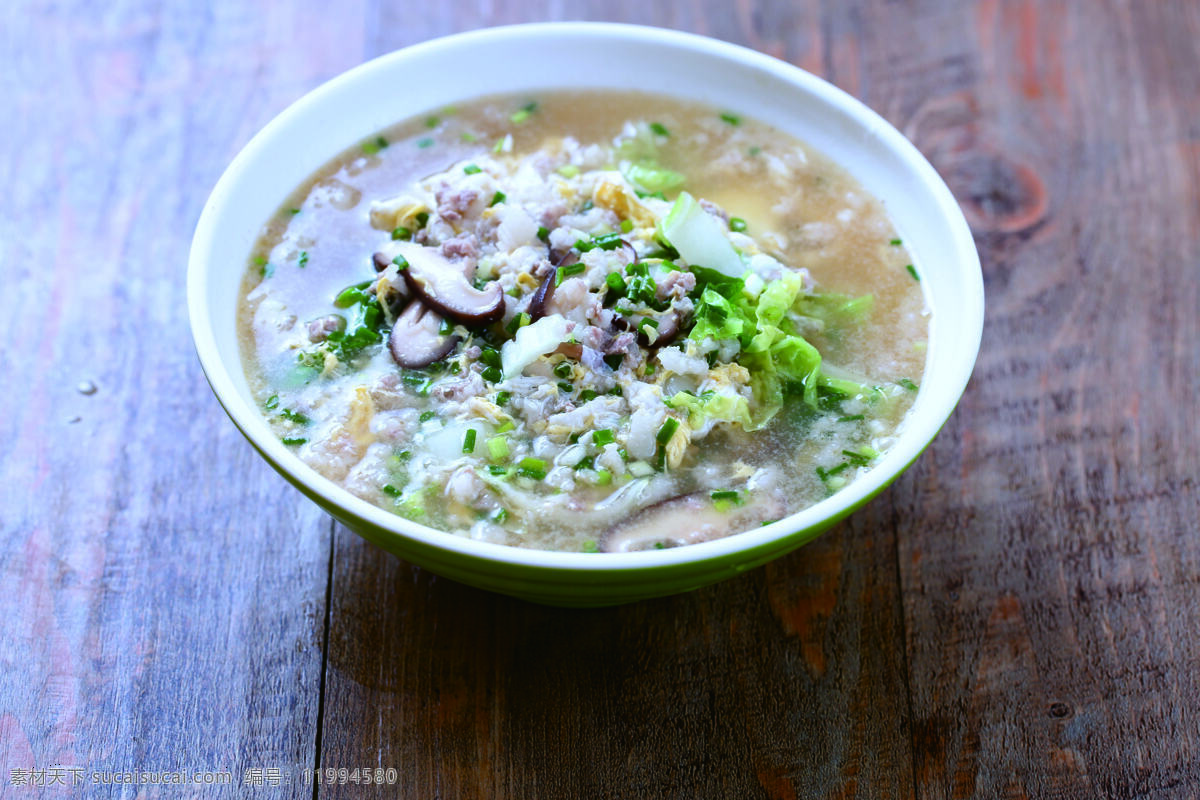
[238,91,929,552]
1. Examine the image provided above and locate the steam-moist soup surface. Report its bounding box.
[239,91,929,553]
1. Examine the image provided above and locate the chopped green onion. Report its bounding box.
[605,272,627,293]
[264,395,279,410]
[574,455,596,471]
[463,164,482,175]
[556,263,586,285]
[480,347,502,368]
[594,469,612,486]
[487,436,509,461]
[510,101,537,124]
[490,190,506,206]
[382,484,402,497]
[419,411,436,423]
[719,112,741,125]
[906,264,920,281]
[392,254,410,270]
[603,354,624,370]
[656,418,680,445]
[553,361,572,379]
[592,429,615,446]
[711,490,739,502]
[415,211,430,227]
[620,219,634,233]
[579,389,598,402]
[898,378,919,392]
[487,464,510,477]
[536,225,550,242]
[517,457,547,480]
[490,507,509,524]
[557,381,573,393]
[425,115,440,128]
[361,136,388,155]
[505,312,531,335]
[650,122,670,137]
[281,437,307,446]
[581,540,600,553]
[495,390,511,406]
[481,366,502,383]
[391,226,412,241]
[556,164,579,178]
[278,409,309,424]
[748,145,762,156]
[729,217,747,232]
[838,414,865,422]
[497,420,515,434]
[288,207,301,215]
[462,429,477,454]
[841,449,871,467]
[297,251,309,268]
[890,238,903,246]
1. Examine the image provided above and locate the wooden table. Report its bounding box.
[3,2,1198,797]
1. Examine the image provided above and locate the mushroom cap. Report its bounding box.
[387,242,504,325]
[388,299,460,368]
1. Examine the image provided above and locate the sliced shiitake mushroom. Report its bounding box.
[528,270,556,321]
[601,493,732,553]
[386,242,504,325]
[388,300,459,368]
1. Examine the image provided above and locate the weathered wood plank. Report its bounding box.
[317,514,915,799]
[890,2,1200,797]
[0,1,368,796]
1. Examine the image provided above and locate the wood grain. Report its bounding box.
[2,1,1199,798]
[0,2,366,797]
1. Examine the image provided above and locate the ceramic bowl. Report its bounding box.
[188,22,983,607]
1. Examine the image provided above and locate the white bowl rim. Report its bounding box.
[188,21,983,574]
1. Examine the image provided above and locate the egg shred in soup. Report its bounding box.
[239,91,929,553]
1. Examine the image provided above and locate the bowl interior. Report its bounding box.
[189,23,982,579]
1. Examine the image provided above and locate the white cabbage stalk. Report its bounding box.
[501,314,571,379]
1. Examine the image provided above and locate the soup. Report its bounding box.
[238,91,929,552]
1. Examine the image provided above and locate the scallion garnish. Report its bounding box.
[382,484,402,497]
[281,437,307,446]
[462,429,477,454]
[592,429,615,447]
[463,164,481,175]
[719,112,741,125]
[487,436,509,461]
[391,226,412,241]
[650,122,670,137]
[729,217,747,232]
[419,411,436,423]
[495,390,511,406]
[536,225,550,242]
[656,418,680,445]
[556,262,586,286]
[490,190,506,206]
[481,366,502,383]
[905,264,920,281]
[517,456,547,480]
